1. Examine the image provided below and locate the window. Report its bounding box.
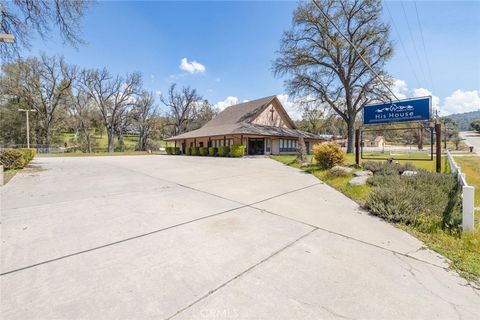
[279,139,297,153]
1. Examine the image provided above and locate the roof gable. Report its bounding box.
[203,96,276,128]
[250,97,296,129]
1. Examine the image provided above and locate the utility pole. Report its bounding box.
[18,109,37,148]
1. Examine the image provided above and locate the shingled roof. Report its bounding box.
[166,95,322,140]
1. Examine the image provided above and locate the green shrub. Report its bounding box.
[199,147,208,156]
[191,147,200,156]
[208,147,216,156]
[17,148,36,162]
[165,147,172,155]
[312,142,346,170]
[0,149,27,169]
[365,171,462,230]
[185,147,192,155]
[363,161,416,175]
[230,144,245,157]
[173,147,180,155]
[217,146,230,157]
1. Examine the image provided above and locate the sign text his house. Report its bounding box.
[363,97,431,125]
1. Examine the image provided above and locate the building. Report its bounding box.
[166,95,327,155]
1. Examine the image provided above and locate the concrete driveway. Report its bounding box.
[1,155,479,319]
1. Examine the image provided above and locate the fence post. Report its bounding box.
[462,186,475,232]
[355,129,360,166]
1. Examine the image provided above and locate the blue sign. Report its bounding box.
[363,97,431,125]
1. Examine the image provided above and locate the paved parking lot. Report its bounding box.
[1,155,479,319]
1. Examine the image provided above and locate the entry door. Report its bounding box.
[248,138,265,155]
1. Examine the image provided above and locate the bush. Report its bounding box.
[185,147,192,155]
[312,142,346,170]
[217,146,230,157]
[17,148,36,162]
[363,161,416,175]
[208,147,216,156]
[191,147,200,156]
[199,147,208,156]
[230,144,245,157]
[365,171,462,230]
[0,149,28,169]
[173,147,180,155]
[165,147,172,155]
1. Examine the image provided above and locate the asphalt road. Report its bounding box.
[1,155,479,319]
[460,131,480,154]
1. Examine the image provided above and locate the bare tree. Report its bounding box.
[0,54,76,146]
[160,84,202,136]
[68,85,97,153]
[81,68,142,152]
[0,0,91,61]
[132,91,157,151]
[188,99,217,131]
[273,0,393,152]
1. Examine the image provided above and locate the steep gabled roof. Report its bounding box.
[166,95,319,140]
[203,96,277,127]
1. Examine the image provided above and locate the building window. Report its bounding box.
[280,139,297,153]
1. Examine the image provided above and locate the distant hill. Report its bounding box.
[444,110,480,131]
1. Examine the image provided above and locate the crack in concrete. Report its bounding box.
[392,253,466,320]
[165,228,318,320]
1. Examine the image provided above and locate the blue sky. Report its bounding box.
[27,0,480,117]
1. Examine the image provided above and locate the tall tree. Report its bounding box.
[81,68,142,152]
[188,99,217,131]
[0,0,91,60]
[132,91,157,151]
[274,0,393,152]
[160,84,201,136]
[68,85,97,153]
[0,54,76,146]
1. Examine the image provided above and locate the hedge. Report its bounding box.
[208,147,216,156]
[217,146,230,157]
[230,144,245,157]
[165,147,173,155]
[191,147,200,156]
[0,148,37,170]
[172,147,180,155]
[199,147,208,156]
[185,147,192,155]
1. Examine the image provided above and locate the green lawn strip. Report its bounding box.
[37,151,159,157]
[3,168,21,184]
[454,156,480,207]
[270,154,479,282]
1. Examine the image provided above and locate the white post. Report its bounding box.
[462,186,475,232]
[26,110,30,148]
[0,165,3,186]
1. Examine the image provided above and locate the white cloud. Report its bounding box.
[443,90,480,115]
[155,90,162,96]
[391,78,408,100]
[412,87,440,113]
[214,96,239,111]
[179,58,206,74]
[277,94,303,120]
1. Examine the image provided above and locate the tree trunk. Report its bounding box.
[346,117,356,153]
[119,133,125,152]
[107,129,115,153]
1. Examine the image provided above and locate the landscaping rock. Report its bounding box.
[402,170,418,176]
[354,170,373,177]
[329,166,353,175]
[348,176,369,186]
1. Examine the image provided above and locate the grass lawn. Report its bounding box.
[38,151,161,157]
[271,153,480,283]
[454,156,480,207]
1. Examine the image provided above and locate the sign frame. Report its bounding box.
[362,96,432,126]
[360,125,434,161]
